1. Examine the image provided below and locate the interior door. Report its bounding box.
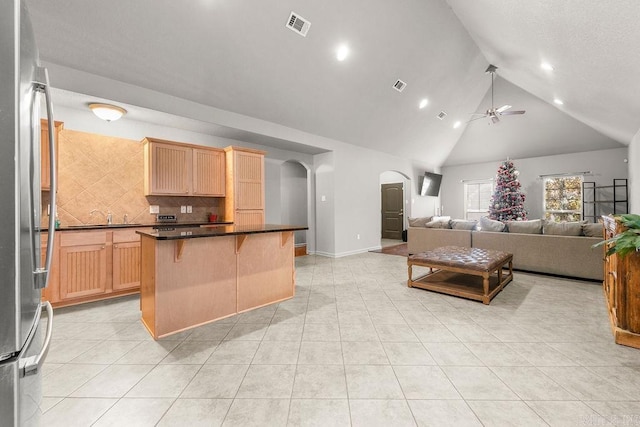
[381,183,403,240]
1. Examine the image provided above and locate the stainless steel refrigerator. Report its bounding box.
[0,0,57,425]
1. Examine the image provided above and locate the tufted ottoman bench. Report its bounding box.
[407,246,513,304]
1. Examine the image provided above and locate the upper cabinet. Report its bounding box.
[41,119,63,191]
[143,137,225,197]
[224,146,266,225]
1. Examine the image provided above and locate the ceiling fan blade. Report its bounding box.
[466,116,487,123]
[470,113,487,117]
[496,104,512,113]
[501,110,525,115]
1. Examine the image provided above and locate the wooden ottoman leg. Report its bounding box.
[482,273,490,305]
[407,263,413,288]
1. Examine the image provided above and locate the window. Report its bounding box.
[543,175,583,222]
[464,180,493,220]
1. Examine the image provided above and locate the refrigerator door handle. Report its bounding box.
[19,302,54,377]
[33,67,56,289]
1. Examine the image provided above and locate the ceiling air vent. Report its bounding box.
[437,111,447,120]
[286,12,311,37]
[393,79,407,92]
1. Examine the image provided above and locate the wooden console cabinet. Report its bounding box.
[602,215,640,349]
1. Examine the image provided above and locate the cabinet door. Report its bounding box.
[146,142,192,195]
[234,151,264,210]
[113,241,142,291]
[193,148,225,196]
[40,232,60,303]
[234,210,265,227]
[59,243,108,300]
[40,120,62,191]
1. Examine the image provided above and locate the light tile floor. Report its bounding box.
[41,252,640,426]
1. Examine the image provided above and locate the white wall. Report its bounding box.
[441,148,629,220]
[629,129,640,213]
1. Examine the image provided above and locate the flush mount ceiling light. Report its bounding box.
[540,62,554,71]
[419,99,428,109]
[336,44,349,61]
[89,103,127,121]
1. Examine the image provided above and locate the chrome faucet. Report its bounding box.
[123,213,129,224]
[90,209,113,225]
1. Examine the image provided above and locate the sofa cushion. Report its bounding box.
[543,220,585,236]
[408,216,433,227]
[478,216,506,232]
[582,222,604,237]
[450,219,477,230]
[425,219,451,228]
[506,219,543,234]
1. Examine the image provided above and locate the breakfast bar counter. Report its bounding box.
[137,224,307,339]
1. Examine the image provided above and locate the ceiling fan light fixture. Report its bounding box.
[89,103,127,121]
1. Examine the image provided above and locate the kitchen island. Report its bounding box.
[137,224,307,339]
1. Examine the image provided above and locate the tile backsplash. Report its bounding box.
[42,129,222,227]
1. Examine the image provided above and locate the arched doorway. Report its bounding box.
[281,160,309,255]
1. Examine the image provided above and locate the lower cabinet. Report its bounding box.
[112,229,145,291]
[59,231,108,300]
[47,227,151,307]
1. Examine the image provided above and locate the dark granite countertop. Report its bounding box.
[136,224,308,240]
[44,221,233,232]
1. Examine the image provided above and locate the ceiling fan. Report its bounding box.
[469,64,525,124]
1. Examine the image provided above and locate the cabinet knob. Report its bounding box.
[101,246,105,249]
[114,244,118,249]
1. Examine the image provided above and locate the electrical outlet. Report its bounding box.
[180,205,186,213]
[149,205,159,214]
[187,205,192,213]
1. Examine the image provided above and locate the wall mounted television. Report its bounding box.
[419,172,443,197]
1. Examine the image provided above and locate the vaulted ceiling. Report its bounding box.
[26,0,638,166]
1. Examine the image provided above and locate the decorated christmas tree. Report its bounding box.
[488,159,527,221]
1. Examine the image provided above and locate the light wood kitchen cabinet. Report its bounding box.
[40,232,59,303]
[46,227,152,307]
[224,146,265,226]
[193,148,225,196]
[143,137,225,197]
[40,119,63,191]
[112,229,146,291]
[59,231,108,300]
[602,215,640,349]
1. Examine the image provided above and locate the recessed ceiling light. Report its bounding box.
[453,121,461,129]
[419,99,428,109]
[541,62,554,71]
[554,98,564,105]
[336,45,349,61]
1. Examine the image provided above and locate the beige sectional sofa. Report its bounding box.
[408,222,604,281]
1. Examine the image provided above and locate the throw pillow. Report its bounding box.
[543,220,585,236]
[450,219,477,230]
[582,222,604,237]
[478,216,506,232]
[408,216,433,227]
[506,219,543,234]
[425,219,451,229]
